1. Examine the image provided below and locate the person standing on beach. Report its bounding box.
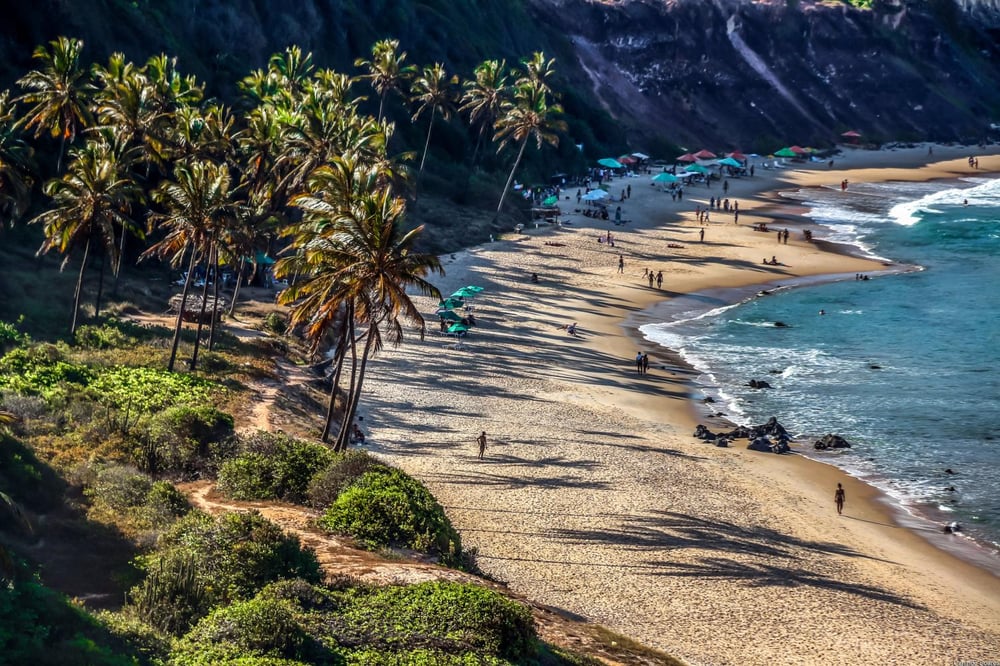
[648,272,654,288]
[617,253,624,274]
[477,431,488,459]
[656,271,663,289]
[635,352,644,374]
[699,228,705,242]
[641,353,650,374]
[835,483,846,515]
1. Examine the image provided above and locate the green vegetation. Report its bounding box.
[218,431,334,503]
[319,466,462,565]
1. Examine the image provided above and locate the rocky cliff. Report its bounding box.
[531,0,1000,148]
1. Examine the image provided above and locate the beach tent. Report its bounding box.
[675,153,697,163]
[631,152,650,160]
[598,158,624,169]
[693,149,717,159]
[581,189,609,201]
[684,164,709,174]
[774,147,798,158]
[652,172,678,184]
[718,157,743,168]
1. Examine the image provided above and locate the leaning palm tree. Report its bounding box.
[31,136,141,334]
[16,36,92,172]
[144,160,235,372]
[410,63,456,186]
[355,39,416,121]
[492,76,566,223]
[278,156,442,447]
[460,59,508,167]
[0,91,35,227]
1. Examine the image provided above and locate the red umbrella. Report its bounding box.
[726,151,747,161]
[694,149,717,159]
[619,155,638,165]
[789,145,809,154]
[676,153,697,163]
[840,130,862,138]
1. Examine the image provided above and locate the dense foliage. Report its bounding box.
[217,431,334,503]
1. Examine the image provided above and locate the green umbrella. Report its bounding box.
[718,157,743,168]
[439,298,464,309]
[598,158,624,169]
[463,285,484,293]
[774,147,798,158]
[438,311,462,322]
[448,322,470,334]
[684,164,709,174]
[652,173,678,184]
[451,287,478,299]
[542,195,558,206]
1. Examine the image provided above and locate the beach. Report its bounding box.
[359,145,1000,665]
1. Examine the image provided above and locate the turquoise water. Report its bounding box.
[640,176,1000,552]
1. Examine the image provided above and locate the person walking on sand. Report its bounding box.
[699,228,705,242]
[641,352,650,374]
[648,272,654,288]
[656,271,663,289]
[617,253,624,274]
[477,431,488,459]
[835,483,846,515]
[635,352,644,374]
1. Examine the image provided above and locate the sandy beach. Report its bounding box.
[359,145,1000,665]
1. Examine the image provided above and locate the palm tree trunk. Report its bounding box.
[418,111,435,178]
[189,240,214,371]
[94,250,106,319]
[377,94,386,123]
[56,132,66,173]
[228,257,246,317]
[321,326,350,443]
[208,245,221,352]
[167,248,199,372]
[335,318,361,452]
[70,236,92,335]
[493,136,529,223]
[336,325,376,453]
[470,123,487,167]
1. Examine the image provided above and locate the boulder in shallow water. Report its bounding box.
[748,379,772,389]
[814,434,852,450]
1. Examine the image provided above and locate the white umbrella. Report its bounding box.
[631,152,650,160]
[581,189,609,201]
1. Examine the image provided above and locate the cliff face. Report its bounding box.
[531,0,1000,148]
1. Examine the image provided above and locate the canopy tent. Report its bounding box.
[597,158,624,169]
[693,149,717,159]
[718,157,743,168]
[774,147,798,158]
[651,172,678,184]
[581,189,609,201]
[675,153,697,163]
[684,164,709,174]
[631,152,650,160]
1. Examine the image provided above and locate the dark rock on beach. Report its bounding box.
[748,379,772,389]
[813,434,852,450]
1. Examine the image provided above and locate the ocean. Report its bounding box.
[639,175,1000,559]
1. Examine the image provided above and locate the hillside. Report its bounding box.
[3,0,1000,152]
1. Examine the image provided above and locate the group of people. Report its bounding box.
[635,351,651,374]
[644,268,664,289]
[763,256,781,266]
[776,228,790,244]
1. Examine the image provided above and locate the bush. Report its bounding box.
[344,650,509,665]
[340,582,535,662]
[137,405,236,476]
[89,366,218,413]
[317,467,461,564]
[170,597,307,665]
[218,432,333,503]
[306,451,386,508]
[0,344,94,398]
[0,320,26,350]
[82,465,191,531]
[130,511,321,633]
[261,312,286,336]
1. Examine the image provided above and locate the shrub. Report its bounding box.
[89,366,217,413]
[0,320,26,350]
[0,344,94,398]
[317,467,461,564]
[218,432,333,503]
[345,650,509,665]
[82,465,190,531]
[306,451,387,508]
[131,511,321,633]
[170,597,307,665]
[340,582,535,662]
[261,312,286,335]
[137,405,236,476]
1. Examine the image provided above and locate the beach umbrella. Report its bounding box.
[774,147,798,158]
[727,151,747,161]
[451,287,479,299]
[448,322,470,334]
[684,164,709,174]
[789,145,809,154]
[652,172,678,184]
[631,152,650,160]
[581,189,609,201]
[718,157,743,168]
[597,158,624,169]
[619,155,638,165]
[542,195,559,206]
[841,130,862,138]
[439,297,464,310]
[675,153,697,163]
[438,311,462,322]
[463,285,484,293]
[694,149,717,159]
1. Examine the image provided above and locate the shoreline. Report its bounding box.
[362,144,1000,665]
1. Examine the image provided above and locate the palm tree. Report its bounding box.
[460,59,508,167]
[144,160,235,371]
[277,157,442,447]
[355,39,416,121]
[31,136,141,334]
[410,63,456,186]
[16,36,92,172]
[519,51,558,93]
[0,91,35,227]
[492,76,566,223]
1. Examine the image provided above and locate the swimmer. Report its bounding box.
[819,309,826,315]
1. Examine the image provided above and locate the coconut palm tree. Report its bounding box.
[492,75,566,223]
[31,135,142,334]
[518,51,558,93]
[16,36,92,172]
[277,156,442,447]
[0,91,35,227]
[460,59,508,167]
[410,63,456,187]
[144,159,236,371]
[355,39,416,122]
